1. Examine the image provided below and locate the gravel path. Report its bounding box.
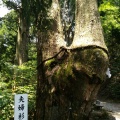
[100,101,120,120]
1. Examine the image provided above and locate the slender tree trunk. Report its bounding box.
[16,9,29,65]
[36,31,47,120]
[36,0,109,119]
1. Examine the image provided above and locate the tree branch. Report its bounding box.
[37,47,66,69]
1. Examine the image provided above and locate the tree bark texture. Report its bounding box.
[16,9,29,65]
[36,34,45,120]
[67,0,108,50]
[36,0,109,119]
[43,48,108,120]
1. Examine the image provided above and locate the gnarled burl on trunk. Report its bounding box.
[36,0,109,120]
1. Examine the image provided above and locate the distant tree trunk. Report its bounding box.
[16,9,29,65]
[36,32,44,120]
[36,0,109,120]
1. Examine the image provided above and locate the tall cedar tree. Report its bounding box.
[36,0,109,119]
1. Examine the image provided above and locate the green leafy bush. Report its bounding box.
[0,61,37,120]
[108,81,120,100]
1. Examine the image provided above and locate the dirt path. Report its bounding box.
[100,101,120,120]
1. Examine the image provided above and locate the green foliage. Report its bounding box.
[99,0,120,100]
[0,12,37,116]
[28,0,52,32]
[0,61,37,119]
[108,82,120,99]
[99,1,120,40]
[2,0,18,10]
[0,10,17,63]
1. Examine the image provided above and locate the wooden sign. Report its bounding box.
[14,94,28,120]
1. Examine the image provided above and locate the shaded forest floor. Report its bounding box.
[96,93,120,120]
[99,100,120,120]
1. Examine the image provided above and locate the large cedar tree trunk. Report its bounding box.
[36,0,109,119]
